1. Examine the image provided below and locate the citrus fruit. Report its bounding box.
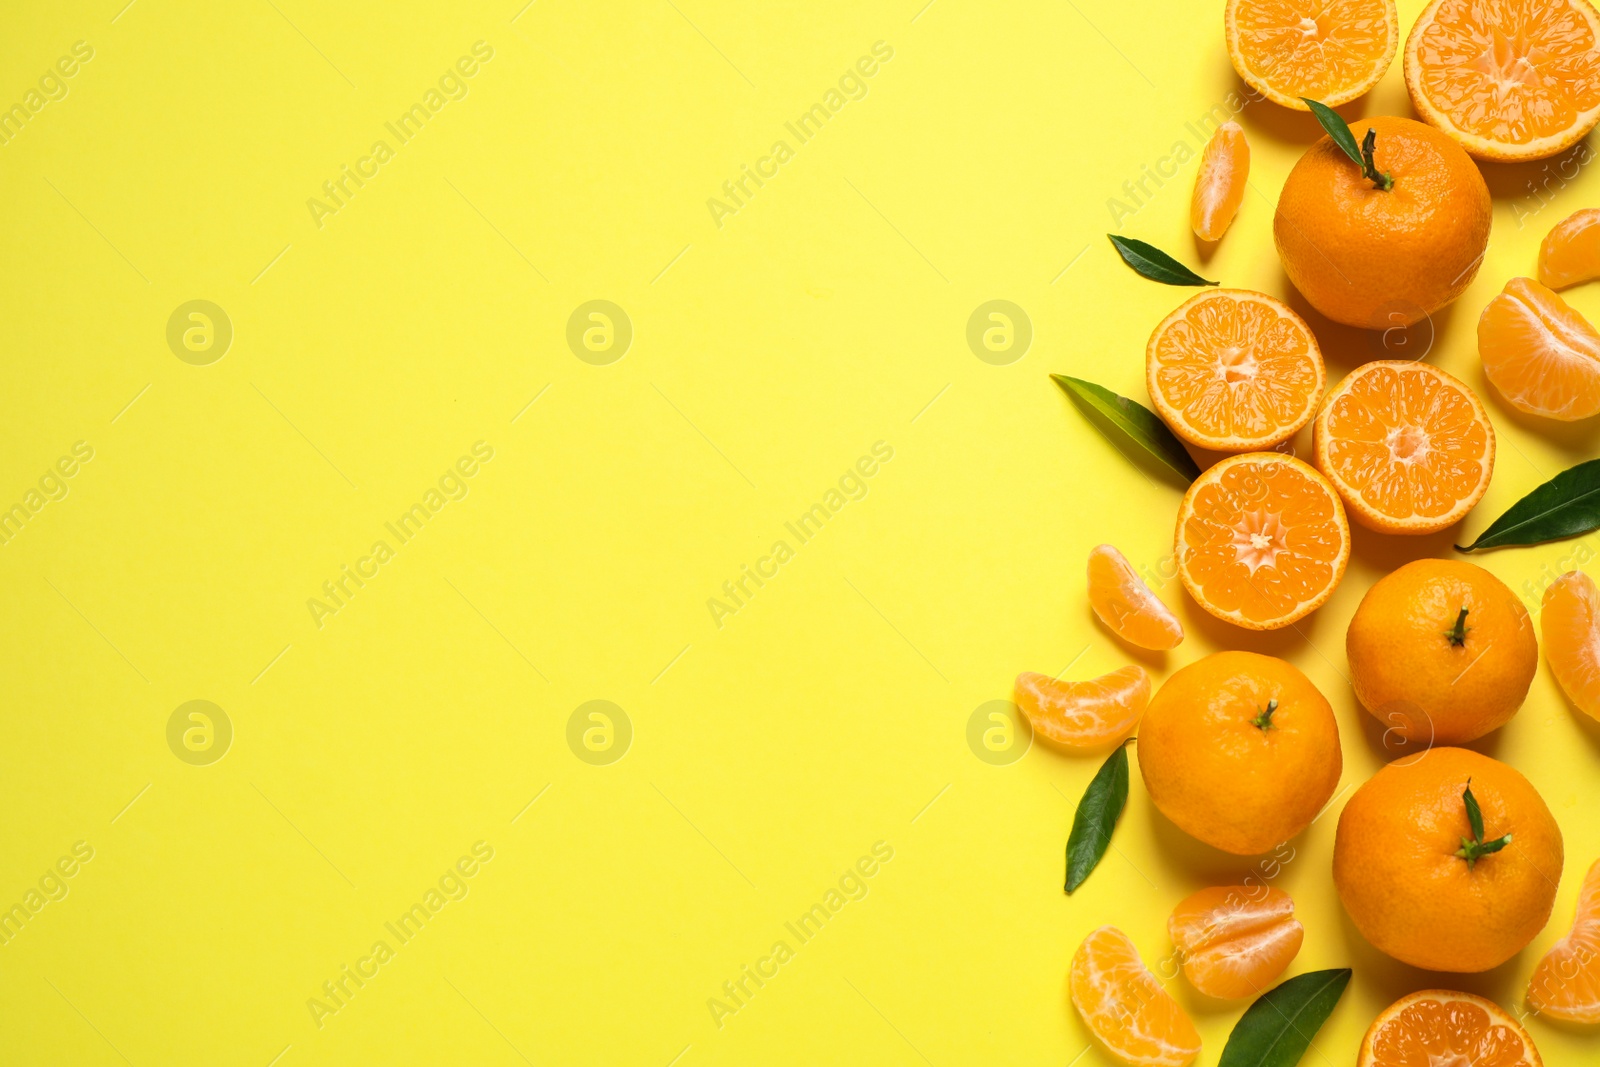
[1174,452,1350,630]
[1527,857,1600,1022]
[1191,122,1249,242]
[1541,570,1600,721]
[1224,0,1398,110]
[1405,0,1600,162]
[1087,544,1184,650]
[1346,559,1536,746]
[1540,207,1600,289]
[1334,746,1563,972]
[1478,276,1600,420]
[1146,290,1325,452]
[1312,360,1494,535]
[1275,115,1491,329]
[1138,651,1341,855]
[1167,885,1304,999]
[1069,926,1202,1067]
[1358,990,1543,1067]
[1013,666,1149,749]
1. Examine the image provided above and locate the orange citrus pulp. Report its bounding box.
[1226,0,1398,110]
[1013,666,1149,749]
[1087,544,1183,650]
[1069,926,1201,1067]
[1478,276,1600,420]
[1167,885,1303,999]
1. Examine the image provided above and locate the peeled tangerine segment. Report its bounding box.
[1168,886,1304,1000]
[1528,857,1600,1022]
[1541,208,1600,289]
[1542,570,1600,721]
[1014,666,1149,749]
[1192,122,1249,242]
[1070,926,1202,1067]
[1087,544,1184,650]
[1478,277,1600,421]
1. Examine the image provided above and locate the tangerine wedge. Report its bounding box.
[1540,208,1600,290]
[1146,289,1325,452]
[1168,885,1304,1000]
[1014,666,1149,749]
[1192,122,1249,242]
[1175,453,1350,630]
[1225,0,1398,110]
[1358,990,1542,1067]
[1542,570,1600,721]
[1313,360,1494,535]
[1406,0,1600,162]
[1069,926,1202,1067]
[1527,857,1600,1022]
[1087,544,1184,651]
[1478,277,1600,420]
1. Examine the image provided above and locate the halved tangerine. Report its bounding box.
[1168,885,1304,1000]
[1014,666,1149,749]
[1540,207,1600,289]
[1069,926,1202,1067]
[1313,360,1495,534]
[1225,0,1398,110]
[1087,544,1184,650]
[1175,452,1350,630]
[1542,570,1600,721]
[1192,122,1249,242]
[1478,277,1600,420]
[1146,289,1325,452]
[1406,0,1600,161]
[1358,990,1542,1067]
[1527,856,1600,1022]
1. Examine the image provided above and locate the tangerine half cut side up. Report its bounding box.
[1358,990,1542,1067]
[1226,0,1398,110]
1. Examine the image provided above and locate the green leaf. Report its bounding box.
[1065,742,1131,893]
[1302,98,1362,167]
[1456,457,1600,551]
[1051,375,1201,485]
[1463,780,1485,842]
[1106,235,1217,287]
[1219,969,1352,1067]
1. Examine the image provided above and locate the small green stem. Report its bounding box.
[1456,833,1513,870]
[1446,607,1470,647]
[1252,699,1278,731]
[1359,128,1394,191]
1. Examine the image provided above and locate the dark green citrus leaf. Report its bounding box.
[1219,968,1352,1067]
[1456,457,1600,551]
[1065,742,1131,893]
[1106,234,1217,287]
[1302,98,1363,167]
[1051,374,1200,485]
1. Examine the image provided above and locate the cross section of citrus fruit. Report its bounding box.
[1087,544,1184,650]
[1527,856,1600,1022]
[1405,0,1600,161]
[1175,453,1349,630]
[1146,290,1325,451]
[1478,276,1600,420]
[1013,666,1149,749]
[1540,207,1600,289]
[1313,360,1494,535]
[1168,885,1304,999]
[1542,570,1600,721]
[1069,926,1201,1067]
[1358,990,1543,1067]
[1191,122,1249,242]
[1225,0,1398,110]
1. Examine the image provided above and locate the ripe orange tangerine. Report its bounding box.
[1540,207,1600,289]
[1175,453,1350,630]
[1069,926,1201,1067]
[1478,277,1600,420]
[1013,666,1149,750]
[1146,290,1325,452]
[1542,570,1600,721]
[1087,544,1184,650]
[1225,0,1398,110]
[1312,360,1494,535]
[1168,885,1303,999]
[1191,122,1249,242]
[1527,857,1600,1023]
[1406,0,1600,161]
[1358,990,1543,1067]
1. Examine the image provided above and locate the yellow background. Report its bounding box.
[3,0,1599,1063]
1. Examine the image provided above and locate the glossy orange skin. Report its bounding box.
[1334,747,1563,973]
[1274,116,1490,329]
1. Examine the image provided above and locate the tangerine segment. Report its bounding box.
[1175,453,1350,630]
[1527,857,1600,1022]
[1225,0,1398,110]
[1087,544,1184,651]
[1478,277,1600,420]
[1192,122,1250,242]
[1069,926,1202,1067]
[1014,667,1149,749]
[1168,886,1304,1000]
[1146,290,1325,452]
[1540,207,1600,289]
[1357,990,1543,1067]
[1313,360,1494,535]
[1542,570,1600,721]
